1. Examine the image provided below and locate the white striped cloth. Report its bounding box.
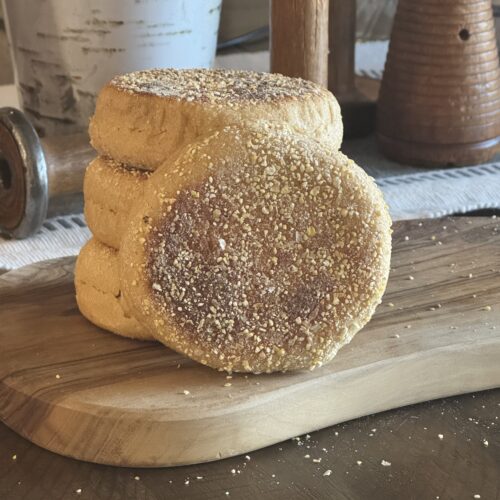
[0,216,90,271]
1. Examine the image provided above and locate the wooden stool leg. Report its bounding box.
[270,0,329,87]
[328,0,376,138]
[328,0,356,95]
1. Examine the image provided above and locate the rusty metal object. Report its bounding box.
[0,107,94,238]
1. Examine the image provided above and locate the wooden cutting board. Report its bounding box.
[0,217,499,468]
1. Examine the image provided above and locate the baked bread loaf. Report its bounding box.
[75,238,153,340]
[119,125,391,373]
[90,69,343,171]
[84,157,150,249]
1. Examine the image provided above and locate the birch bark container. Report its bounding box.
[2,0,222,136]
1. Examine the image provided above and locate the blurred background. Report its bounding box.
[0,0,399,86]
[2,0,500,85]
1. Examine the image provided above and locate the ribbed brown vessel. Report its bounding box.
[377,0,500,166]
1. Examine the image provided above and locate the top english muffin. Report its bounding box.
[89,69,343,171]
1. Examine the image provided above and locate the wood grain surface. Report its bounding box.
[0,218,499,468]
[0,389,497,500]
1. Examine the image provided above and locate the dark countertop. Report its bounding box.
[0,389,498,500]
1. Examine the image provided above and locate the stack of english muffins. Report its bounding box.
[75,68,392,373]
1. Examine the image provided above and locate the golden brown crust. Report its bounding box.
[90,69,343,171]
[84,157,151,249]
[120,125,391,373]
[75,239,153,340]
[84,199,123,250]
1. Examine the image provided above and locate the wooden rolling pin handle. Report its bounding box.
[0,107,93,239]
[44,133,94,199]
[270,0,329,87]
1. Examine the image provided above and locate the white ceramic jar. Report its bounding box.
[2,0,222,135]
